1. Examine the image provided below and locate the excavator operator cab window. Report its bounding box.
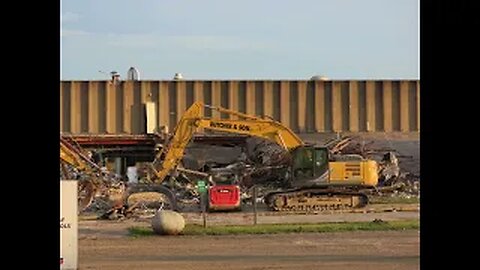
[292,148,315,179]
[292,147,330,180]
[314,148,329,177]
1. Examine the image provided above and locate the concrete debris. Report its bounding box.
[381,173,420,194]
[327,136,354,154]
[172,135,420,208]
[372,218,386,223]
[327,136,384,158]
[326,136,420,198]
[246,137,290,166]
[183,144,244,171]
[378,152,401,184]
[373,151,419,198]
[179,137,290,188]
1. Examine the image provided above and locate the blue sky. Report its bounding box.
[60,0,418,80]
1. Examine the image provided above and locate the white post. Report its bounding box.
[60,180,78,270]
[145,102,157,134]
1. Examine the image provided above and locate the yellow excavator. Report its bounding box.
[60,136,126,212]
[149,101,379,212]
[60,136,102,210]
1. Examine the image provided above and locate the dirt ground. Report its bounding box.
[79,230,419,270]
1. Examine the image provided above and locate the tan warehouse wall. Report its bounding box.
[60,80,420,134]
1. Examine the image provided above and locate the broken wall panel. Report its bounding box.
[263,81,274,119]
[348,81,359,132]
[69,81,82,133]
[296,81,307,133]
[314,81,326,132]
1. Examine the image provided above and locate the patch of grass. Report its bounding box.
[128,219,419,237]
[369,196,420,204]
[128,227,156,237]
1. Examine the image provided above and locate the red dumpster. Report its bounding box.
[208,185,241,211]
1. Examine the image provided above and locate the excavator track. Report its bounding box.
[264,188,369,212]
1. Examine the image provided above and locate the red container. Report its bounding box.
[208,185,241,211]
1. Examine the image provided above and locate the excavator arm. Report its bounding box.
[60,136,100,173]
[60,135,113,211]
[150,102,204,182]
[195,120,304,150]
[150,101,305,183]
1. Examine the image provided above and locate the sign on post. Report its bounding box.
[197,180,207,193]
[197,179,208,227]
[60,180,78,270]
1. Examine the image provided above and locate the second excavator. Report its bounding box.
[148,101,379,212]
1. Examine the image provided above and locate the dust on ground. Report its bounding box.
[79,230,419,270]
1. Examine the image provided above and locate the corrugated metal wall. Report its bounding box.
[60,80,420,134]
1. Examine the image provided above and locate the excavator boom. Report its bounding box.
[60,135,123,212]
[150,101,304,183]
[60,136,99,173]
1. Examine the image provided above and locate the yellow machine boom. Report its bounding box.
[60,136,99,173]
[151,101,305,183]
[60,136,122,211]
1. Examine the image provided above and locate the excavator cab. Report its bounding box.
[290,146,330,187]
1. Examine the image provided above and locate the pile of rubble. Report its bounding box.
[326,136,388,158]
[180,135,421,200]
[375,152,420,198]
[326,136,420,198]
[180,137,291,188]
[72,133,420,218]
